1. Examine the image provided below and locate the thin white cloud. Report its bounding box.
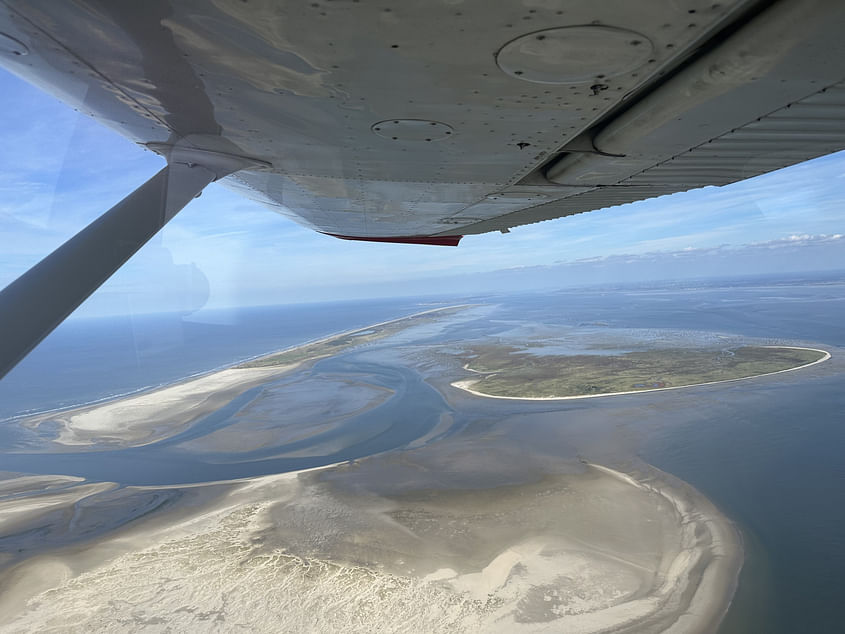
[2,64,845,313]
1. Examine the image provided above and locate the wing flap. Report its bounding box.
[444,0,845,236]
[446,80,845,236]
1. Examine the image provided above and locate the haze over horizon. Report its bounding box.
[1,68,844,316]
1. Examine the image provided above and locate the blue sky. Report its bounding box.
[1,68,843,315]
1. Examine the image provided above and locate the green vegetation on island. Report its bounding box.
[459,345,827,399]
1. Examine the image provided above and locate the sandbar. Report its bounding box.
[22,366,295,448]
[0,460,741,633]
[18,305,469,449]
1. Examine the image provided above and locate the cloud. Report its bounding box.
[563,233,844,267]
[3,64,845,313]
[754,233,843,247]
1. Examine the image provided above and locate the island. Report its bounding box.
[453,344,829,399]
[2,310,778,633]
[20,305,469,449]
[0,458,741,633]
[237,304,470,368]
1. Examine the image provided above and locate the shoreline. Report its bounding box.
[23,366,297,448]
[20,304,471,448]
[8,303,471,426]
[588,463,743,634]
[452,345,831,402]
[0,460,742,633]
[3,302,742,631]
[238,303,474,367]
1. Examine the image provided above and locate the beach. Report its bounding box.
[18,305,470,450]
[22,366,295,448]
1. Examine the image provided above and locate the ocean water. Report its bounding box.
[488,282,845,634]
[1,278,844,633]
[0,297,432,421]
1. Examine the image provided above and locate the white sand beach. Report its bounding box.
[23,366,296,448]
[18,304,471,450]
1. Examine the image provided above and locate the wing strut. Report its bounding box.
[0,147,264,380]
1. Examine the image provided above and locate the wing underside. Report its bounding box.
[1,0,845,241]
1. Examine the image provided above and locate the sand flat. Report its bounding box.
[16,305,473,451]
[22,366,295,448]
[0,461,741,633]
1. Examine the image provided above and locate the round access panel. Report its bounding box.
[496,26,653,84]
[372,119,454,141]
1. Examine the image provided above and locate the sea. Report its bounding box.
[1,276,844,633]
[0,297,430,421]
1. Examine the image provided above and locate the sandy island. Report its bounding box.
[19,305,469,449]
[23,366,296,448]
[0,459,742,633]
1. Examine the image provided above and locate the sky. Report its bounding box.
[0,68,843,316]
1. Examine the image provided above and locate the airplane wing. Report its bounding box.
[1,0,845,376]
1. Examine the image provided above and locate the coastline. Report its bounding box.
[452,345,831,402]
[19,304,470,449]
[588,464,744,634]
[22,366,297,448]
[239,303,473,366]
[0,460,742,633]
[2,301,744,631]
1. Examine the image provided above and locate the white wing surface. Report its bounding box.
[1,0,845,375]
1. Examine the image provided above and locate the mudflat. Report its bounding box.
[0,456,741,633]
